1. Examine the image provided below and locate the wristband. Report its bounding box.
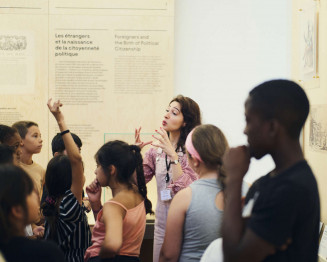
[60,129,70,136]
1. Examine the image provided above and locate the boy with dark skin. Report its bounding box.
[222,80,320,262]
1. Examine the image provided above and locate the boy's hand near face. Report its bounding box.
[223,145,251,182]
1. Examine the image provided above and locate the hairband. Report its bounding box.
[185,129,203,162]
[45,196,56,206]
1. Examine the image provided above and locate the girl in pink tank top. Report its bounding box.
[84,141,154,262]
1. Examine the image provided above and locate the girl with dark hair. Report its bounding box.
[1,125,44,239]
[84,140,153,262]
[41,99,91,262]
[160,124,228,262]
[0,165,65,262]
[0,124,22,165]
[135,95,202,262]
[0,144,14,164]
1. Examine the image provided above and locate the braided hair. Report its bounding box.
[96,141,153,215]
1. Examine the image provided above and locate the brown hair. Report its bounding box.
[191,124,229,188]
[170,95,201,152]
[12,121,38,139]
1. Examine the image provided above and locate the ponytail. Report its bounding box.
[41,154,72,242]
[129,145,154,215]
[41,195,61,241]
[217,163,226,191]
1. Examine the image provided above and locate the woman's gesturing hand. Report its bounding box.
[134,127,152,149]
[152,127,177,159]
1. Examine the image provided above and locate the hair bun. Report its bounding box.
[129,145,141,153]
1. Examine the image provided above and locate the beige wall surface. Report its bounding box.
[0,0,174,222]
[292,0,327,221]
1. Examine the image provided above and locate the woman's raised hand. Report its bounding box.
[152,127,176,158]
[134,127,152,149]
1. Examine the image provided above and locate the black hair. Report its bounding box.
[51,132,82,156]
[0,125,17,144]
[0,165,34,243]
[12,121,38,139]
[95,140,153,215]
[41,155,72,240]
[169,95,202,152]
[0,144,14,164]
[249,79,310,140]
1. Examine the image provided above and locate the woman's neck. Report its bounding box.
[169,130,180,149]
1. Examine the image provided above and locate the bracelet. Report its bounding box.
[60,129,70,136]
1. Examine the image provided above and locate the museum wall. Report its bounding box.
[174,0,291,184]
[291,0,327,222]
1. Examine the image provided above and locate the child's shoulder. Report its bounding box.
[32,161,45,171]
[109,189,143,210]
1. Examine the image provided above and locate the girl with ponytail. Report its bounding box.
[160,124,228,262]
[41,99,91,262]
[85,140,153,262]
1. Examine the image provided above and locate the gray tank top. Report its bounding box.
[179,178,223,262]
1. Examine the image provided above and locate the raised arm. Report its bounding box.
[159,188,190,262]
[47,99,84,204]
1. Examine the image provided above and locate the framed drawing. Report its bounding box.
[299,1,319,81]
[307,105,327,152]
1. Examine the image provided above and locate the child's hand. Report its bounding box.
[47,98,64,122]
[33,225,45,239]
[223,145,251,182]
[83,197,92,213]
[86,179,102,204]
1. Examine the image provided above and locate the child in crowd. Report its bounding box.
[84,140,153,262]
[51,132,83,156]
[41,99,91,262]
[12,121,45,201]
[160,124,228,262]
[0,164,65,262]
[0,124,22,165]
[222,80,320,261]
[0,144,15,164]
[0,124,43,237]
[135,95,201,262]
[40,131,90,212]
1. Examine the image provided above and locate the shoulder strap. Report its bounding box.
[107,200,128,211]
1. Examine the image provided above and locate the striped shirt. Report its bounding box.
[44,189,91,262]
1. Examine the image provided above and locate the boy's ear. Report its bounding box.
[10,205,24,220]
[269,119,280,137]
[54,152,60,157]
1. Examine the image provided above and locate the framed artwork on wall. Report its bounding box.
[299,0,319,82]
